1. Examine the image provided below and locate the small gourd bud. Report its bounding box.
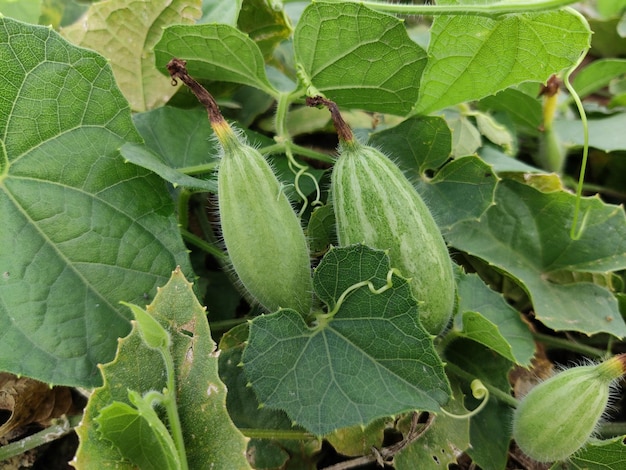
[513,354,626,462]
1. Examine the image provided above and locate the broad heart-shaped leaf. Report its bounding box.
[154,23,277,96]
[294,2,427,115]
[415,4,591,114]
[243,245,450,436]
[62,0,201,112]
[368,117,497,230]
[0,17,191,387]
[454,271,534,366]
[74,268,251,470]
[447,179,626,337]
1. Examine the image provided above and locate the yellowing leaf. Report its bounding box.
[62,0,201,111]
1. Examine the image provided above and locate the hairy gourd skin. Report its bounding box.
[332,142,455,334]
[513,356,626,462]
[218,132,313,314]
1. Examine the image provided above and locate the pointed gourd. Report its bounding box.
[308,97,455,334]
[167,58,313,314]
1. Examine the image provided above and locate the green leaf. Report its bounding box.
[369,116,452,175]
[368,116,498,230]
[294,2,427,115]
[420,156,498,231]
[238,0,292,60]
[199,0,242,25]
[95,398,181,470]
[447,179,626,337]
[154,23,277,95]
[325,419,388,458]
[243,245,450,436]
[478,88,543,137]
[572,58,626,97]
[123,301,171,350]
[0,17,191,387]
[416,6,591,113]
[445,339,513,470]
[133,105,220,171]
[394,382,470,470]
[62,0,201,112]
[555,114,626,152]
[120,142,217,192]
[454,271,535,366]
[306,204,336,256]
[0,0,41,24]
[448,114,483,157]
[567,435,626,469]
[74,268,251,469]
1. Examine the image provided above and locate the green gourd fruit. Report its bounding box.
[308,97,455,334]
[168,59,312,314]
[513,354,626,462]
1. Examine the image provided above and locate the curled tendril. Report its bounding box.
[439,379,490,420]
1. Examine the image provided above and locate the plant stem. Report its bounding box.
[161,347,189,470]
[445,362,519,408]
[0,414,82,461]
[181,229,227,260]
[238,428,316,440]
[322,0,578,17]
[260,142,335,163]
[532,332,607,359]
[177,189,191,230]
[596,421,626,438]
[177,162,217,175]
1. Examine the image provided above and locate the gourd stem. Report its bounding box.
[167,58,224,127]
[306,96,354,144]
[531,332,606,359]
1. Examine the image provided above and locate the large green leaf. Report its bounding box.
[74,268,251,469]
[294,2,427,115]
[416,2,591,113]
[243,245,450,436]
[447,179,626,337]
[154,23,277,96]
[0,17,191,387]
[62,0,201,112]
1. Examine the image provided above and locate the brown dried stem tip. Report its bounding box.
[166,57,225,126]
[306,96,354,143]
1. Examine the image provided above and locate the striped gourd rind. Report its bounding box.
[332,143,455,334]
[218,137,313,314]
